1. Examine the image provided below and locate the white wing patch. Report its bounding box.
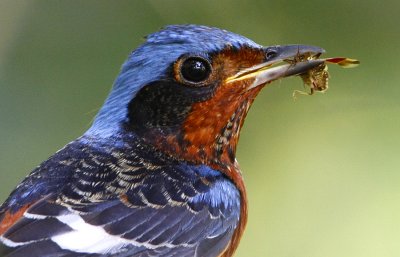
[51,213,131,254]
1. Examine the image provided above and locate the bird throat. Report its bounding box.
[179,86,262,169]
[130,84,263,174]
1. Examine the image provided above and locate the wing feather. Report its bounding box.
[0,139,241,257]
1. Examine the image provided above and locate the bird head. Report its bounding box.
[87,25,324,173]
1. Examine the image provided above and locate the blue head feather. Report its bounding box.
[86,25,261,137]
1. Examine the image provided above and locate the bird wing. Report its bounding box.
[0,162,240,257]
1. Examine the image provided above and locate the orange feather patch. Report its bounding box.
[0,205,31,235]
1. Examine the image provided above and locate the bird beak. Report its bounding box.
[226,44,326,90]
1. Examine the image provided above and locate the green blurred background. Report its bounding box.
[1,1,399,256]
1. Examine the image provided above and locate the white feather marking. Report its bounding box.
[51,213,130,254]
[23,212,47,220]
[51,213,190,254]
[0,236,34,247]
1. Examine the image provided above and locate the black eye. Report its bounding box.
[265,48,278,60]
[180,57,211,84]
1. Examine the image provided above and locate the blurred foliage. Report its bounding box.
[0,1,399,257]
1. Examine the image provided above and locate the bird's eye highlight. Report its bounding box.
[180,57,212,84]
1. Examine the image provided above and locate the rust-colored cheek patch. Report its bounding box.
[183,84,262,163]
[180,47,266,166]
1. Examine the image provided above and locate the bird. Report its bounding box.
[0,25,324,257]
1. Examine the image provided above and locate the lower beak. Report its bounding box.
[226,44,326,89]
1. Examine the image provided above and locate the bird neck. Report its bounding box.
[129,86,262,187]
[135,89,260,172]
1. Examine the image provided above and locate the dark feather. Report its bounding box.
[0,133,240,257]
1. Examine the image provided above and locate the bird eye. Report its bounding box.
[180,57,212,84]
[265,49,278,60]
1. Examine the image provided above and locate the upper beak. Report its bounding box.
[226,44,326,89]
